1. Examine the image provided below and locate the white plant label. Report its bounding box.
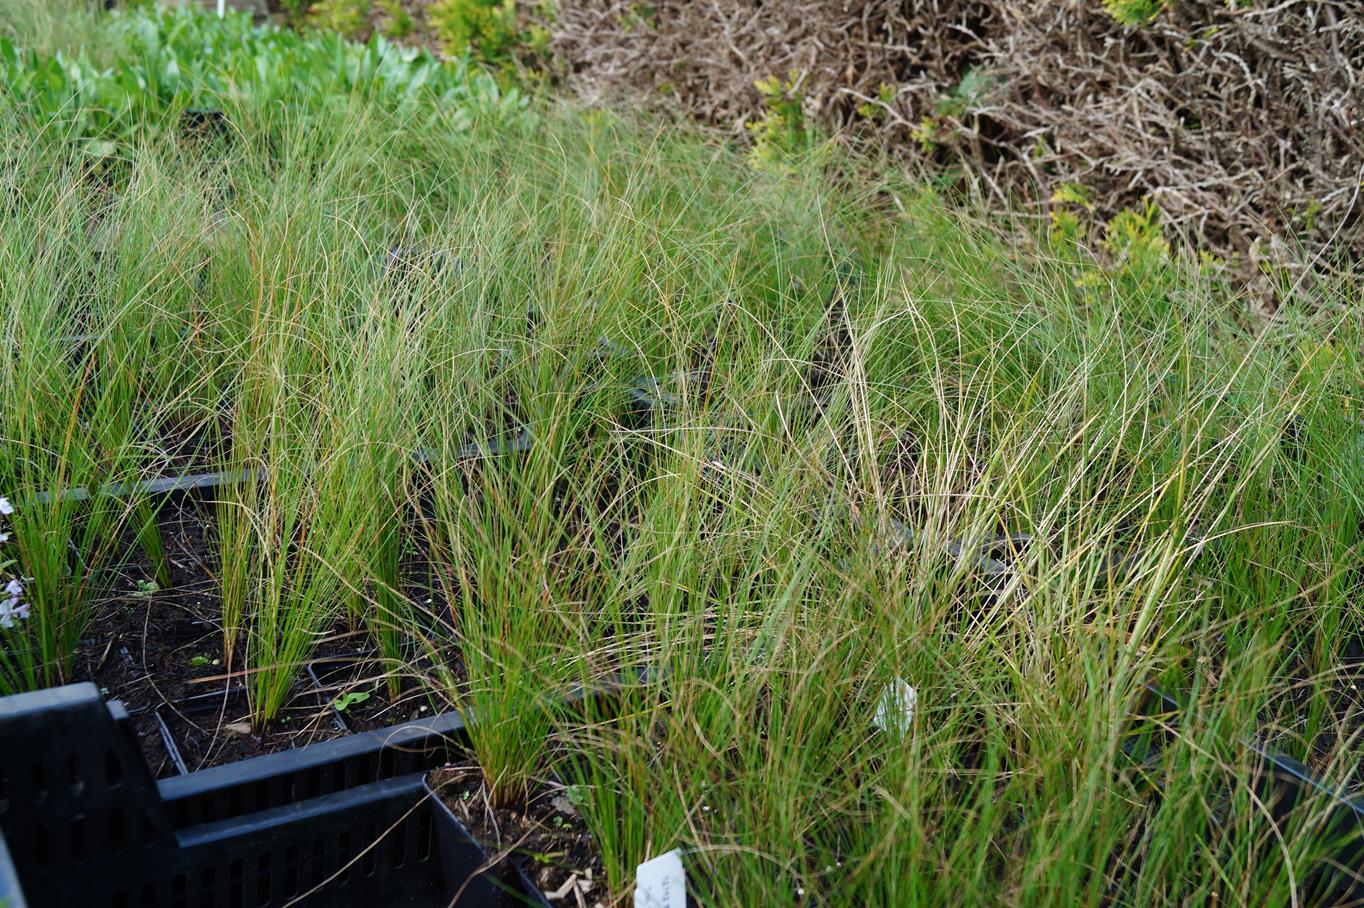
[873,678,917,738]
[634,849,687,908]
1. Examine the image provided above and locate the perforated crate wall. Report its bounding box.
[0,683,526,908]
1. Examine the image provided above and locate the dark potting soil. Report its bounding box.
[150,681,346,776]
[309,643,444,735]
[74,493,449,777]
[1277,635,1364,772]
[143,407,228,476]
[80,494,225,776]
[429,763,609,908]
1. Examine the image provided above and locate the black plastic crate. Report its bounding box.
[1127,684,1363,902]
[425,779,552,908]
[0,683,548,907]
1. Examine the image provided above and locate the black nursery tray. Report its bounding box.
[1125,685,1364,903]
[0,683,560,908]
[33,424,535,507]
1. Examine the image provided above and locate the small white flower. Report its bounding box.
[4,579,20,597]
[0,532,9,543]
[0,595,27,629]
[0,497,13,516]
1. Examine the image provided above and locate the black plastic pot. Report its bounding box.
[180,109,231,143]
[1127,684,1363,902]
[32,426,535,506]
[0,682,553,907]
[34,467,263,505]
[0,833,22,908]
[425,779,553,908]
[149,679,350,778]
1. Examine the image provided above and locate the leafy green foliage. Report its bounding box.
[855,81,896,121]
[747,74,816,173]
[424,0,551,81]
[332,689,372,712]
[1103,0,1167,26]
[428,0,518,62]
[1103,196,1171,288]
[307,0,370,38]
[0,6,524,149]
[1048,181,1092,249]
[377,0,415,39]
[276,0,312,23]
[912,67,995,151]
[1050,189,1182,304]
[619,3,655,31]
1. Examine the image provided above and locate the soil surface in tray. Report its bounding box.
[430,763,609,908]
[75,493,445,777]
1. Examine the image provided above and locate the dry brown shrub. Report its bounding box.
[547,0,1363,283]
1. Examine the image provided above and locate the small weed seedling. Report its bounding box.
[331,689,372,713]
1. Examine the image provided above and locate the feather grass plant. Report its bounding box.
[0,4,1359,901]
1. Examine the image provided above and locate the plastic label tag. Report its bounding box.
[634,848,687,908]
[873,678,916,738]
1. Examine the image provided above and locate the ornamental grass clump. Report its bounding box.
[0,4,1359,901]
